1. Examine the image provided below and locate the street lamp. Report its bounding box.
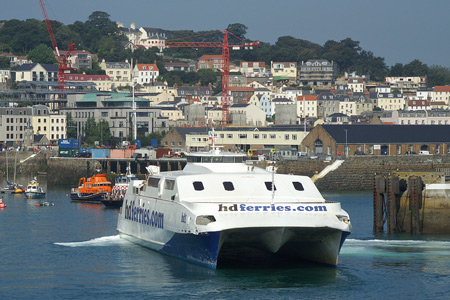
[344,129,348,157]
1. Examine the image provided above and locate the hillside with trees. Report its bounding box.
[1,12,450,86]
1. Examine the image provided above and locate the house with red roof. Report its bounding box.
[59,50,97,70]
[133,63,159,84]
[433,86,450,106]
[197,55,237,71]
[0,52,31,66]
[297,95,318,118]
[65,74,112,91]
[240,61,267,77]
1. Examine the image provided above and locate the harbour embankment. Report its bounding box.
[3,151,450,190]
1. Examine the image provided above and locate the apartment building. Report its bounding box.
[99,59,132,89]
[298,59,337,87]
[271,61,297,83]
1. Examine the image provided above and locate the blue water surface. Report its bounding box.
[0,187,449,300]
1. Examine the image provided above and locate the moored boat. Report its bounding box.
[117,144,352,269]
[1,182,25,194]
[24,178,46,199]
[101,165,138,208]
[70,173,112,203]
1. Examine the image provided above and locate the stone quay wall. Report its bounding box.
[276,155,450,191]
[3,151,450,191]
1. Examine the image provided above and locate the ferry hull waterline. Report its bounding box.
[117,146,351,268]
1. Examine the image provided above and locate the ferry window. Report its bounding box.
[223,182,234,191]
[193,181,204,191]
[265,182,276,191]
[212,156,223,163]
[164,179,175,190]
[201,156,212,163]
[235,157,244,163]
[187,156,201,162]
[292,182,304,191]
[148,177,160,187]
[223,156,234,163]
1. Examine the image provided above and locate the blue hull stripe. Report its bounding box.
[159,232,221,269]
[339,231,351,252]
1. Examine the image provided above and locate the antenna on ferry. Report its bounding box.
[271,162,275,204]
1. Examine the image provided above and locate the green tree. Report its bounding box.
[226,23,248,41]
[27,44,57,64]
[0,56,10,69]
[322,38,361,73]
[66,113,77,139]
[198,68,219,86]
[403,59,428,76]
[137,132,164,147]
[83,117,112,146]
[427,65,450,87]
[389,63,404,76]
[17,101,33,107]
[78,59,106,75]
[86,11,119,36]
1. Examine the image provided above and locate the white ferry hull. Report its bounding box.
[117,197,351,268]
[119,226,349,268]
[117,148,351,268]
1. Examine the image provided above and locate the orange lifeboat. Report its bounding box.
[70,173,112,203]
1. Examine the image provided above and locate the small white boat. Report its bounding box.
[24,178,46,199]
[117,140,352,268]
[102,164,138,208]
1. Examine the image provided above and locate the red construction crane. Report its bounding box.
[39,0,74,88]
[165,30,259,126]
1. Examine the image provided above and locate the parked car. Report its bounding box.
[354,151,365,155]
[75,152,92,158]
[419,150,431,155]
[405,151,417,155]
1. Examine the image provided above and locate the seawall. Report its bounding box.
[276,155,450,191]
[4,151,450,191]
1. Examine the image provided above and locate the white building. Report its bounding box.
[296,95,318,118]
[134,63,159,84]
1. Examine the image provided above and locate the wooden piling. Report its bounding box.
[373,175,386,233]
[386,175,399,233]
[408,176,423,234]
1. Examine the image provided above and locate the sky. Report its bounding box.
[2,0,450,67]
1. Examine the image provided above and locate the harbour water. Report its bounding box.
[0,185,449,299]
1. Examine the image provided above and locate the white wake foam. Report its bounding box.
[55,235,128,247]
[341,238,450,256]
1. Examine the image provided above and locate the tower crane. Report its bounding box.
[38,0,74,88]
[165,30,259,126]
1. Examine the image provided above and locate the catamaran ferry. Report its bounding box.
[117,147,351,268]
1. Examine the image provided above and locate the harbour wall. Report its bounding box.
[275,155,450,191]
[3,151,450,190]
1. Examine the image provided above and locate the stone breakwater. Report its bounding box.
[3,151,450,191]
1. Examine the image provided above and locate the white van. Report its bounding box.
[419,150,431,155]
